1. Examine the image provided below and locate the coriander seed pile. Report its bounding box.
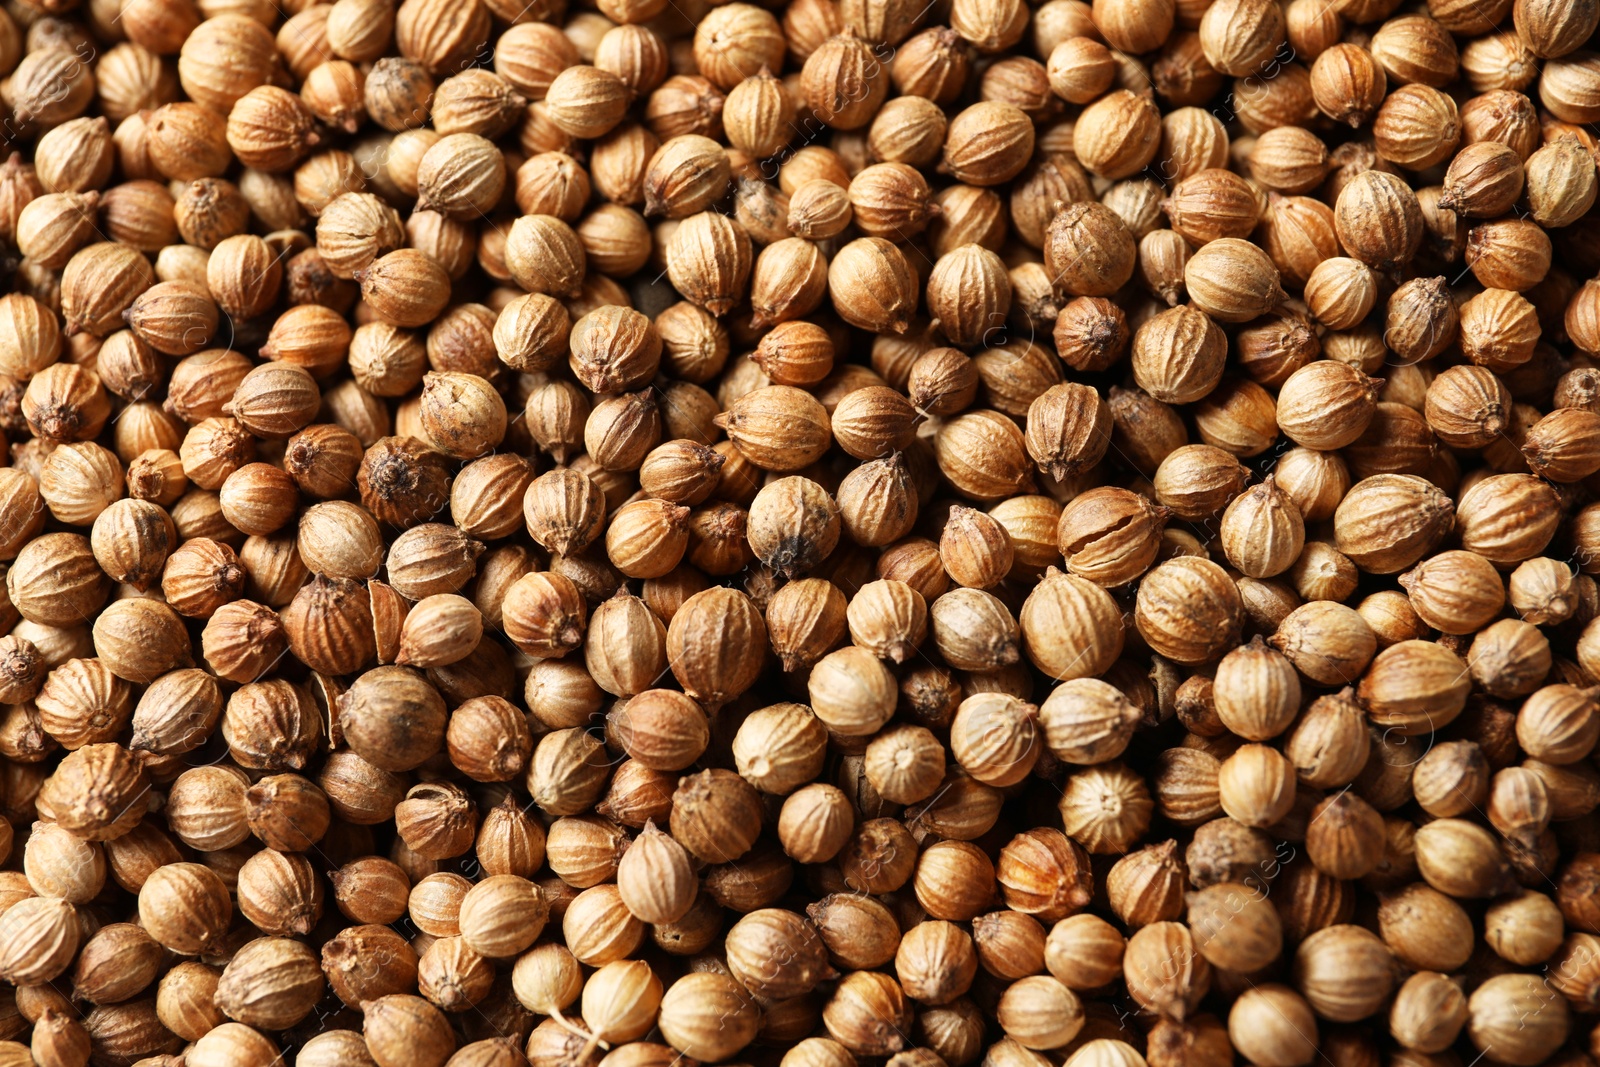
[0,0,1597,1063]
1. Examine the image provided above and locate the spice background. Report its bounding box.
[0,0,1596,1064]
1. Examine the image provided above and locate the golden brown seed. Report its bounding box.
[1184,238,1285,322]
[1334,169,1424,277]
